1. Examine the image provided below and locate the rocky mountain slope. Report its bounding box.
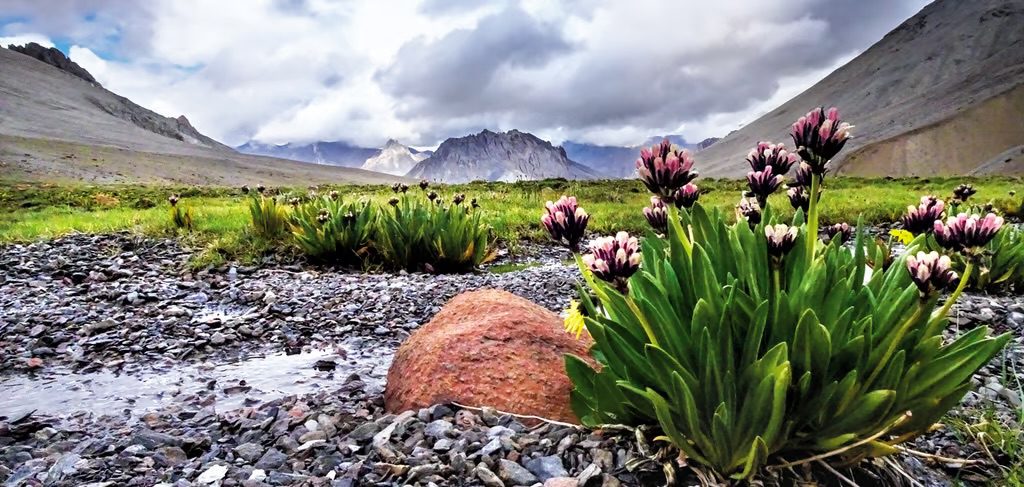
[360,139,429,176]
[697,0,1024,177]
[236,141,380,168]
[562,135,702,178]
[407,130,602,183]
[0,45,402,185]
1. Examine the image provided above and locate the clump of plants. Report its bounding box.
[290,192,375,264]
[556,107,1010,480]
[167,194,193,232]
[375,181,495,272]
[898,188,1024,291]
[247,187,290,240]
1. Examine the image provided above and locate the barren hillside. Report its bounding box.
[697,0,1024,177]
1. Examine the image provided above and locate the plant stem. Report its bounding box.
[805,174,821,266]
[770,267,782,326]
[923,261,974,338]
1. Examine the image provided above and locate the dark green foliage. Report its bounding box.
[248,194,290,240]
[566,204,1010,479]
[290,195,375,264]
[376,194,494,272]
[170,205,192,232]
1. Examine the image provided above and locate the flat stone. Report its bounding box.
[498,459,539,486]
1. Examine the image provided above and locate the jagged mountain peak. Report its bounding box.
[406,129,601,183]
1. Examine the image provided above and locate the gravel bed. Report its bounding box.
[1,233,1022,486]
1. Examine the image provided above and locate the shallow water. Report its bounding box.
[0,338,393,419]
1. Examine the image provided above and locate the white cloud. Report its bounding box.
[2,0,931,148]
[0,33,54,48]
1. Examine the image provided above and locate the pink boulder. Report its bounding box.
[384,289,592,424]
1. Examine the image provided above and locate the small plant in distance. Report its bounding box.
[376,182,494,272]
[167,194,193,232]
[247,188,290,240]
[290,194,375,264]
[563,107,1010,480]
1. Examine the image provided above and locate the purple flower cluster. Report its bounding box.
[790,106,852,174]
[541,195,590,251]
[824,222,853,245]
[643,196,668,234]
[906,251,959,296]
[737,198,762,227]
[952,184,977,203]
[636,139,698,202]
[746,142,798,175]
[673,183,700,209]
[582,232,641,292]
[765,224,799,258]
[901,196,945,235]
[785,162,815,213]
[746,166,785,207]
[933,213,1004,252]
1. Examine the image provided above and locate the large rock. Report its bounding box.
[384,289,592,423]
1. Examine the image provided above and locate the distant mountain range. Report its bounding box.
[698,0,1024,177]
[236,141,381,168]
[407,129,602,183]
[563,135,713,178]
[361,139,431,176]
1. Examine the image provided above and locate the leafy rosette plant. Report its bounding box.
[377,191,494,272]
[565,108,1009,481]
[291,195,375,264]
[636,138,698,202]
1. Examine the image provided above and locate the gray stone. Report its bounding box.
[233,442,264,463]
[254,448,288,470]
[526,456,569,482]
[498,459,539,486]
[347,422,381,441]
[424,419,453,439]
[476,465,506,487]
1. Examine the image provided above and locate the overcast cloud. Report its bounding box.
[1,0,931,148]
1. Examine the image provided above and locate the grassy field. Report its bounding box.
[1,177,1021,267]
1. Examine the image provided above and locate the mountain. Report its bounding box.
[360,139,428,176]
[562,135,701,178]
[236,141,380,168]
[697,0,1024,177]
[697,137,720,151]
[407,129,603,183]
[0,45,404,185]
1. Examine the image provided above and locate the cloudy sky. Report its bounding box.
[1,0,931,148]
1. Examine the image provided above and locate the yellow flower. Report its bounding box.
[563,299,587,339]
[889,229,914,245]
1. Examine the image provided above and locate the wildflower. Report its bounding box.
[168,194,180,206]
[952,184,976,203]
[746,166,785,207]
[427,191,438,202]
[889,229,914,245]
[399,183,409,193]
[453,193,466,205]
[256,184,266,194]
[388,197,399,207]
[563,300,587,339]
[635,138,698,201]
[933,213,1004,252]
[737,198,762,226]
[672,183,700,209]
[471,198,479,209]
[1010,190,1017,197]
[419,180,429,190]
[342,211,356,225]
[746,142,798,175]
[582,231,641,293]
[906,251,959,297]
[765,224,799,258]
[289,197,300,207]
[790,106,852,174]
[824,222,853,244]
[329,190,340,201]
[241,185,250,194]
[643,196,668,234]
[391,183,402,193]
[316,208,330,224]
[787,187,810,213]
[789,162,813,188]
[541,195,590,251]
[901,196,945,234]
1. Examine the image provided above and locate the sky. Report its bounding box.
[0,0,932,149]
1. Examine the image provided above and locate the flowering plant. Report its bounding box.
[565,108,1008,480]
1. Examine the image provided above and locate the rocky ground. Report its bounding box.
[0,233,1022,486]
